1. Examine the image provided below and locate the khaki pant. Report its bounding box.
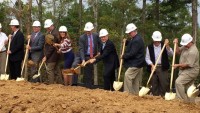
[124,67,143,94]
[0,51,6,74]
[175,74,196,101]
[46,62,63,84]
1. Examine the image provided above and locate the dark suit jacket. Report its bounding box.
[95,39,119,75]
[29,31,45,62]
[79,33,101,60]
[9,30,24,61]
[44,28,60,63]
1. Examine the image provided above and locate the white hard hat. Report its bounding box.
[44,19,53,28]
[84,22,94,31]
[125,23,137,33]
[99,29,108,37]
[59,26,67,32]
[180,33,193,46]
[152,31,162,41]
[9,19,19,26]
[0,23,2,28]
[32,21,41,27]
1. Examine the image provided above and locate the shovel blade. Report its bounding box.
[32,73,40,79]
[113,81,123,91]
[187,84,198,97]
[139,87,150,96]
[16,77,25,81]
[165,92,176,100]
[0,74,9,80]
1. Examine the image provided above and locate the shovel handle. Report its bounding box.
[38,60,45,73]
[170,43,177,91]
[21,36,31,76]
[117,39,126,81]
[5,35,12,73]
[146,44,166,86]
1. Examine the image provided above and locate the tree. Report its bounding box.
[192,0,198,44]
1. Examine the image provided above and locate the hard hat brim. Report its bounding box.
[180,38,192,46]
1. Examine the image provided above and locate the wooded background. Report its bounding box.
[0,0,199,85]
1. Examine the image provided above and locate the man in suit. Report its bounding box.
[7,19,24,80]
[89,29,119,90]
[79,22,101,88]
[27,21,45,82]
[42,19,62,84]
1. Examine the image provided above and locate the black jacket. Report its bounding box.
[9,30,24,61]
[123,34,145,68]
[95,39,119,76]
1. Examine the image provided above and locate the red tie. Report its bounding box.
[89,35,93,58]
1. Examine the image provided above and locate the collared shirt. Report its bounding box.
[87,34,94,55]
[102,42,106,50]
[145,43,173,65]
[179,44,199,77]
[0,32,8,51]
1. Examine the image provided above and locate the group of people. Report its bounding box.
[0,18,199,103]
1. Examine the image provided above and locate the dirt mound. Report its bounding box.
[0,80,199,113]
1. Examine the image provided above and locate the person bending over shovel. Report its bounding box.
[89,29,119,91]
[122,23,145,94]
[145,31,173,97]
[173,34,199,102]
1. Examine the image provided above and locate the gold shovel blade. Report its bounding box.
[165,92,176,100]
[187,84,198,97]
[0,74,6,80]
[0,74,9,80]
[139,87,150,96]
[16,77,25,81]
[113,81,123,91]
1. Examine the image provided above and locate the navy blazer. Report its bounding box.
[29,31,45,61]
[96,39,119,71]
[9,30,24,61]
[79,32,101,60]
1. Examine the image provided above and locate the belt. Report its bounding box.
[157,64,162,67]
[0,50,6,53]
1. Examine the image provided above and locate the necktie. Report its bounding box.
[89,35,93,58]
[32,33,36,42]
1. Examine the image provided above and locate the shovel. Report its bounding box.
[139,44,166,96]
[113,39,126,91]
[187,84,200,98]
[32,60,45,79]
[62,54,100,75]
[0,35,11,80]
[16,36,31,81]
[165,43,177,100]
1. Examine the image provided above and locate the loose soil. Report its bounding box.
[0,80,199,113]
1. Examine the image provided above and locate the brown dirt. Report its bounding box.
[0,80,199,113]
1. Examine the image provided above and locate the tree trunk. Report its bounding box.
[93,0,98,85]
[155,0,159,25]
[79,0,82,36]
[141,0,146,40]
[18,0,23,32]
[192,0,198,44]
[38,0,43,27]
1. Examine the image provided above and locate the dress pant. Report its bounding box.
[151,66,169,96]
[0,51,6,74]
[103,68,115,91]
[124,67,143,94]
[83,56,94,88]
[9,60,22,80]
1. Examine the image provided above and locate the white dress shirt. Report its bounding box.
[145,43,173,65]
[0,32,8,51]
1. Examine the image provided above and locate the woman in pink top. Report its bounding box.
[54,26,74,86]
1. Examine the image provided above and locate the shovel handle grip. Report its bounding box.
[117,39,126,81]
[170,43,177,91]
[5,36,12,73]
[21,37,31,76]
